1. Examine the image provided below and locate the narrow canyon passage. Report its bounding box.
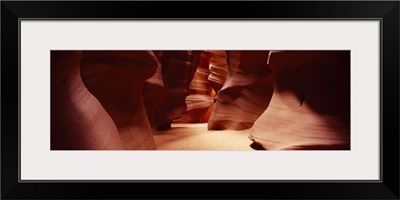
[51,50,350,150]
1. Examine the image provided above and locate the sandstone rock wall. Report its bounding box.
[51,51,126,150]
[51,50,350,150]
[208,50,229,93]
[208,50,274,130]
[154,51,201,129]
[249,51,351,150]
[143,51,165,134]
[80,51,158,150]
[176,51,214,123]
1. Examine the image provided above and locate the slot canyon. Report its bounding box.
[51,50,350,150]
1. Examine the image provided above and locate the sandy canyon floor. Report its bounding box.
[154,123,256,150]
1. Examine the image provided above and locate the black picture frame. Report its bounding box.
[1,1,399,199]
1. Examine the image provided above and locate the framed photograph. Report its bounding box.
[2,1,399,199]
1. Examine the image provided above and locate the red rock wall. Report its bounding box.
[176,51,214,123]
[143,51,165,134]
[208,50,274,130]
[52,50,350,151]
[208,50,229,93]
[249,51,351,150]
[51,51,126,150]
[80,51,158,150]
[154,51,201,129]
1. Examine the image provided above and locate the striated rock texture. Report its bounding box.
[143,51,165,134]
[208,50,229,93]
[80,51,158,150]
[249,51,351,150]
[208,50,274,130]
[175,51,214,123]
[154,51,201,129]
[51,51,125,150]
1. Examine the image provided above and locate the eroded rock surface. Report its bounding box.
[51,51,125,150]
[154,51,201,129]
[143,51,165,134]
[176,51,214,123]
[52,50,350,151]
[249,51,351,150]
[208,51,274,130]
[80,51,158,150]
[208,50,229,93]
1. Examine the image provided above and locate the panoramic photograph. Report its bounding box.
[51,50,350,150]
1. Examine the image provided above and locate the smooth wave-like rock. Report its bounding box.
[143,51,165,134]
[249,51,351,150]
[208,50,274,130]
[154,51,201,129]
[208,50,229,93]
[51,51,125,150]
[80,51,158,150]
[176,51,214,123]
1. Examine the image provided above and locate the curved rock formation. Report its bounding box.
[154,51,201,129]
[208,50,274,130]
[249,51,351,150]
[143,51,165,134]
[80,51,158,150]
[176,51,214,123]
[51,51,125,150]
[208,50,229,93]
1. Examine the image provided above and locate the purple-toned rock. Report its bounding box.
[249,51,351,150]
[80,51,158,150]
[51,51,125,150]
